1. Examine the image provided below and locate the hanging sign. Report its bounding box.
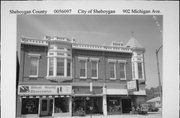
[127,80,139,92]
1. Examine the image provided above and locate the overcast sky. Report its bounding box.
[17,15,163,88]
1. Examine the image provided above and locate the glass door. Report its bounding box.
[40,98,53,117]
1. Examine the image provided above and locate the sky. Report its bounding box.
[17,15,163,88]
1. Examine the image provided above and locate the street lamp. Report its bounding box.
[155,45,162,106]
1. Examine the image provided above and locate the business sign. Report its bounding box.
[127,80,139,92]
[18,85,72,95]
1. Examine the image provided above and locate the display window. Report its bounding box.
[21,98,39,115]
[72,97,103,116]
[107,97,121,114]
[54,97,69,113]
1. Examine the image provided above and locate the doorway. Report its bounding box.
[122,99,131,113]
[40,98,53,117]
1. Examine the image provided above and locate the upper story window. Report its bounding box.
[119,62,126,80]
[57,58,64,76]
[67,59,71,77]
[138,62,143,79]
[47,44,72,78]
[80,60,87,78]
[109,60,116,79]
[91,61,98,79]
[48,58,54,76]
[132,63,135,78]
[28,53,40,77]
[47,57,71,77]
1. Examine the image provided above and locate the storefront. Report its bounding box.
[17,85,72,117]
[107,96,132,114]
[106,84,133,115]
[72,86,103,116]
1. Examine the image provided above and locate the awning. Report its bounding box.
[21,95,70,98]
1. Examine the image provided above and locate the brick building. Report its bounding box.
[16,35,146,117]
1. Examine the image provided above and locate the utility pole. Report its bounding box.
[155,45,162,106]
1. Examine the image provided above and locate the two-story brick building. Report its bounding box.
[16,35,146,118]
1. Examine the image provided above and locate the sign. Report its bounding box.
[127,80,139,92]
[18,85,72,95]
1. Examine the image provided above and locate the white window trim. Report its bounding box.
[91,61,98,79]
[29,54,39,77]
[79,59,87,79]
[119,62,126,80]
[47,57,72,78]
[109,62,116,80]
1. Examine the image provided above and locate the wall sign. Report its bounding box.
[18,85,72,95]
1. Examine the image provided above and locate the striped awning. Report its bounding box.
[21,95,70,98]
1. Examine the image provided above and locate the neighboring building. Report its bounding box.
[16,35,146,117]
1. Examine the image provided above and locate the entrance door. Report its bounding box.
[122,99,131,113]
[40,98,53,117]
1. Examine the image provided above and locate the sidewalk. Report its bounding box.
[17,111,162,118]
[44,112,161,118]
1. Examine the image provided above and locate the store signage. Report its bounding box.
[18,85,72,95]
[127,80,139,92]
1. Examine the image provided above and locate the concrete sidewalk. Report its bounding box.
[45,112,161,118]
[17,112,162,118]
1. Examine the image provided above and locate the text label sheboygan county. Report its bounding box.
[9,9,48,15]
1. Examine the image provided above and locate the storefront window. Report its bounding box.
[54,98,69,113]
[107,97,121,114]
[21,98,39,114]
